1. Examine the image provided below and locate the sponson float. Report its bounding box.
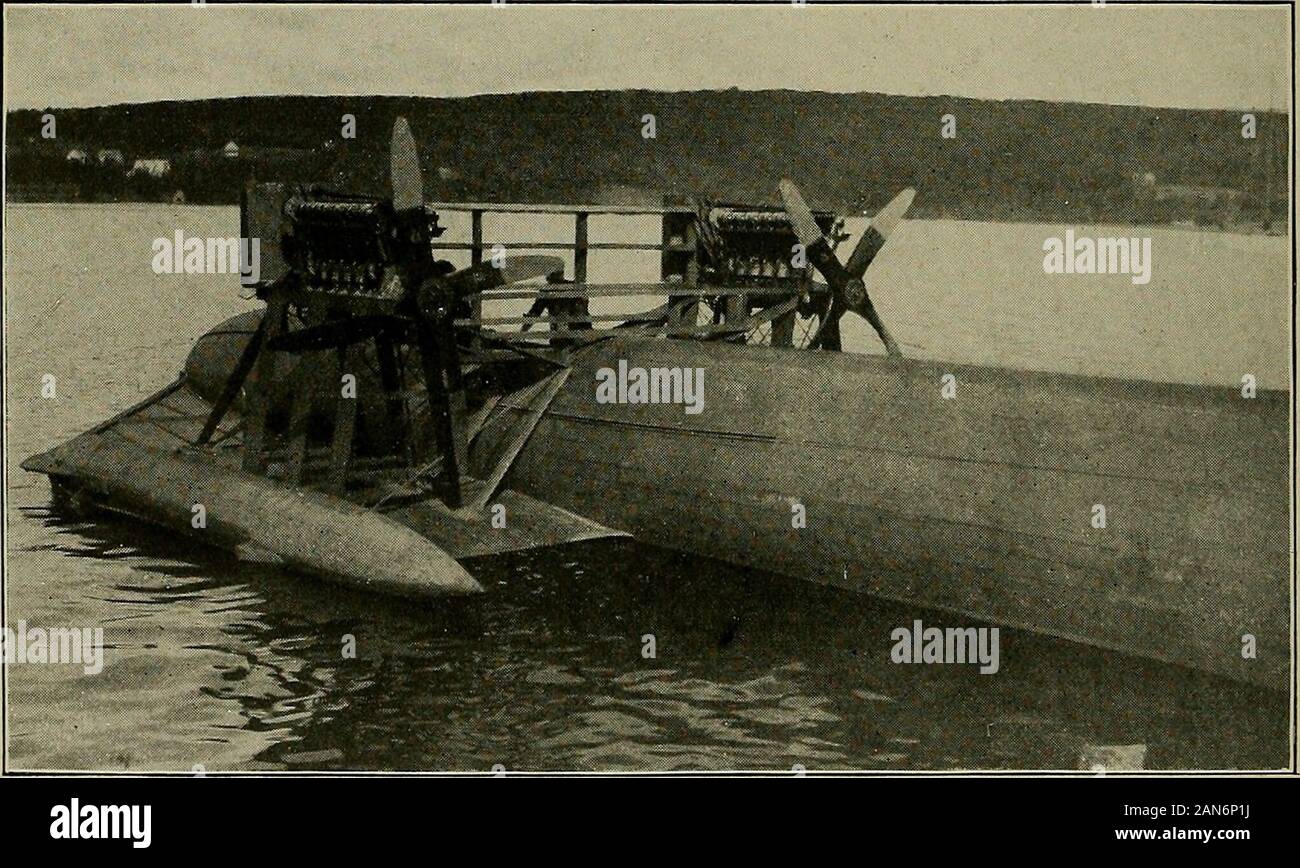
[24,118,1290,688]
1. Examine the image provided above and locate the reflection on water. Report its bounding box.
[4,204,1289,771]
[10,503,1287,771]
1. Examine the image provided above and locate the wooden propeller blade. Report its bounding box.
[779,178,854,288]
[267,315,407,353]
[390,116,424,212]
[779,177,854,353]
[444,255,567,296]
[851,292,902,357]
[808,293,845,351]
[778,178,829,249]
[843,187,915,278]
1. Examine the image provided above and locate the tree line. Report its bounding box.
[6,90,1287,229]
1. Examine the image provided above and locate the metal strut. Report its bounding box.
[466,367,571,514]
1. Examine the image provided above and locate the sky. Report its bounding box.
[3,3,1291,112]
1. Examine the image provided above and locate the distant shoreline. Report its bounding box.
[7,90,1287,234]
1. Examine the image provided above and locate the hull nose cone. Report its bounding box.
[407,555,484,597]
[436,564,485,596]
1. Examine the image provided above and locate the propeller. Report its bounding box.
[778,179,912,355]
[386,116,466,506]
[390,116,424,212]
[272,113,563,354]
[389,117,564,302]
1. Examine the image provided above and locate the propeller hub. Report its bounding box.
[844,278,866,308]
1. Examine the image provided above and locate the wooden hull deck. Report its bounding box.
[472,334,1291,689]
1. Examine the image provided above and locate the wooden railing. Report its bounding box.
[427,201,816,346]
[429,202,708,339]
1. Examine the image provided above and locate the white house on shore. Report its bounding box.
[129,158,172,178]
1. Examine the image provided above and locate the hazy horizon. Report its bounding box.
[4,4,1290,113]
[6,83,1294,117]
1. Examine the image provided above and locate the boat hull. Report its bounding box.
[472,334,1291,689]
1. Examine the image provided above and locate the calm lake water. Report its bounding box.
[3,203,1290,771]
